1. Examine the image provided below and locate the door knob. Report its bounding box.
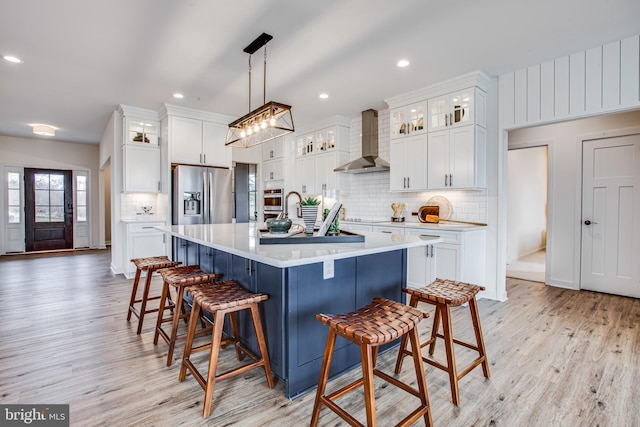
[584,220,597,225]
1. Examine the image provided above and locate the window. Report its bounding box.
[34,173,65,222]
[7,172,21,223]
[76,175,87,222]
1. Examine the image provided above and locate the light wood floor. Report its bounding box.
[1,250,638,426]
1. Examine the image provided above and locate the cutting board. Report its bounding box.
[418,205,440,223]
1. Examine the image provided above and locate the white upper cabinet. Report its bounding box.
[119,109,162,193]
[262,138,284,161]
[169,115,231,168]
[202,120,232,167]
[389,135,428,192]
[293,121,350,194]
[427,125,486,189]
[390,101,427,140]
[170,116,202,163]
[427,87,485,132]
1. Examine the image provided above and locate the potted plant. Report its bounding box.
[300,197,320,235]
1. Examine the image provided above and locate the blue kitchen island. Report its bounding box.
[156,223,440,398]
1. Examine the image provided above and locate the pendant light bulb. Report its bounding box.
[240,130,246,138]
[247,127,253,135]
[253,123,260,133]
[269,117,276,126]
[260,120,268,129]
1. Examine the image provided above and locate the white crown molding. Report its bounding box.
[158,103,235,124]
[117,105,160,121]
[384,70,492,109]
[294,115,352,135]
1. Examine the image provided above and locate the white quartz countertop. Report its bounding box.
[156,223,441,269]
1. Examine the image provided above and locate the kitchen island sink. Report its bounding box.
[156,223,440,398]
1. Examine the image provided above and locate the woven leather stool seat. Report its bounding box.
[311,297,433,427]
[405,279,485,306]
[127,256,181,334]
[395,278,490,406]
[153,265,222,366]
[179,280,274,418]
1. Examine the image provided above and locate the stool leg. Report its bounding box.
[179,301,201,382]
[249,304,275,388]
[165,285,185,366]
[361,343,377,427]
[469,297,491,378]
[228,312,244,361]
[440,305,460,405]
[428,305,442,355]
[136,269,154,334]
[310,330,337,427]
[203,310,226,418]
[127,268,142,321]
[394,294,419,374]
[408,326,433,427]
[153,279,170,345]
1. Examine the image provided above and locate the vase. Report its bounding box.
[301,206,319,235]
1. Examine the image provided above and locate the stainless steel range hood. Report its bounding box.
[334,109,390,174]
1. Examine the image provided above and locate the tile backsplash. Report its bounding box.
[340,109,487,223]
[121,193,169,220]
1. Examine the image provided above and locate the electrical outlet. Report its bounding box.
[323,259,334,280]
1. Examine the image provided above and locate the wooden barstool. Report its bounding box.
[153,265,222,366]
[311,297,433,427]
[179,280,275,418]
[394,278,490,405]
[127,256,181,334]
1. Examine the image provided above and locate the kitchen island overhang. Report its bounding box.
[155,223,441,398]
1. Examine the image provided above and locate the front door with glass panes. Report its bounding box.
[24,168,73,251]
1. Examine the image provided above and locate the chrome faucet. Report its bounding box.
[284,191,303,218]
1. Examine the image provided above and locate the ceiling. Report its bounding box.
[1,0,639,145]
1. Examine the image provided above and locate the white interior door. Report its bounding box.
[581,134,640,297]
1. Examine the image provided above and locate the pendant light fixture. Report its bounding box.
[225,33,294,148]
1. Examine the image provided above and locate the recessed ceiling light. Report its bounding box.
[31,124,56,136]
[397,59,410,68]
[319,93,329,99]
[3,55,23,63]
[173,93,184,99]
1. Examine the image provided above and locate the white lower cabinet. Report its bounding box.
[125,221,170,278]
[432,228,485,284]
[405,229,438,289]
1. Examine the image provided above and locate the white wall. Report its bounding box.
[0,134,101,249]
[507,146,547,262]
[507,109,640,289]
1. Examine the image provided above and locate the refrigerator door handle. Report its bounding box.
[202,169,209,224]
[208,170,215,224]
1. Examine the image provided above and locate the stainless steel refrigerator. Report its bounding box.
[172,165,233,225]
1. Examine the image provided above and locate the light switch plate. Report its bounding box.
[323,259,334,280]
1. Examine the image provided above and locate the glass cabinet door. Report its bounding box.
[409,103,425,134]
[428,96,448,131]
[390,107,407,139]
[450,89,474,126]
[127,120,159,145]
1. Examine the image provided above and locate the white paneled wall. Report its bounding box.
[342,109,488,222]
[500,35,640,129]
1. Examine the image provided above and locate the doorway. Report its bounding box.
[24,168,73,251]
[506,146,548,283]
[581,133,640,298]
[233,163,257,223]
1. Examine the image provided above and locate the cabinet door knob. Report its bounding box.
[445,174,448,186]
[445,114,448,126]
[449,113,453,125]
[449,174,453,186]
